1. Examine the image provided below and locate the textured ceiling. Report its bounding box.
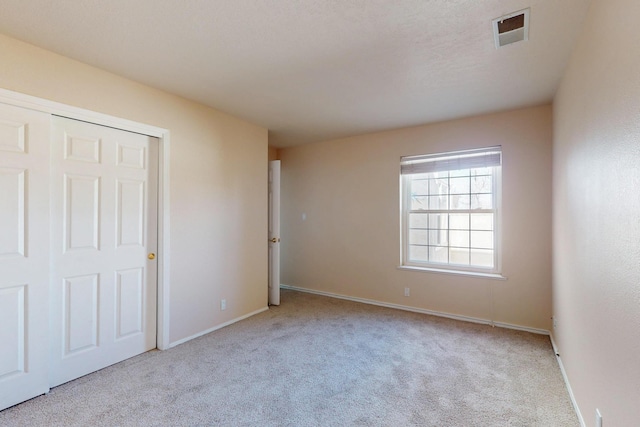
[0,0,591,147]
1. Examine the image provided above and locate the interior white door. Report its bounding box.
[50,116,158,387]
[0,103,50,410]
[268,160,281,306]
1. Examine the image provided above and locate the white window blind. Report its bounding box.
[401,147,502,175]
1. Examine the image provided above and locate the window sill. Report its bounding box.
[397,265,507,280]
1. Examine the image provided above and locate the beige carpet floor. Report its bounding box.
[0,289,578,426]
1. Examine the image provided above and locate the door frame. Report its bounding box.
[0,87,172,350]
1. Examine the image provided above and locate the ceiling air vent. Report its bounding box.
[492,8,530,48]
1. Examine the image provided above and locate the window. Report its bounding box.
[400,146,502,275]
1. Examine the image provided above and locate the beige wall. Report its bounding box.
[268,146,279,161]
[0,34,268,345]
[553,0,640,424]
[279,105,553,330]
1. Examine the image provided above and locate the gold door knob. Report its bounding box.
[148,253,156,260]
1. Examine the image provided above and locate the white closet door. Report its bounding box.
[0,104,50,410]
[50,117,158,387]
[268,160,281,306]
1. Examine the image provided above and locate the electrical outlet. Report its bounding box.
[404,287,410,297]
[553,317,558,329]
[221,299,227,311]
[595,409,602,427]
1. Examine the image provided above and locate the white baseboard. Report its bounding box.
[550,334,585,427]
[280,284,549,335]
[168,306,269,348]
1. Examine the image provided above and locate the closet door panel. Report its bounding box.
[0,103,50,411]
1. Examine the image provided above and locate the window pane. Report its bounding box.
[470,213,493,231]
[429,195,448,210]
[429,178,448,195]
[401,149,500,272]
[429,246,448,263]
[471,249,494,268]
[449,169,469,178]
[429,213,448,229]
[449,213,469,229]
[471,175,492,194]
[411,172,431,180]
[409,213,428,228]
[429,229,447,246]
[471,167,492,176]
[471,231,493,249]
[411,179,429,195]
[411,196,429,210]
[409,229,428,245]
[450,194,470,210]
[471,194,493,209]
[450,230,469,247]
[449,248,470,265]
[409,245,428,262]
[449,176,470,195]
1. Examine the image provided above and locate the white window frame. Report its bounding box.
[399,146,502,276]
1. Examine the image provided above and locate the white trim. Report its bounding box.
[550,334,586,427]
[280,284,548,335]
[0,88,167,137]
[0,87,172,351]
[397,265,507,280]
[156,133,171,350]
[168,307,269,348]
